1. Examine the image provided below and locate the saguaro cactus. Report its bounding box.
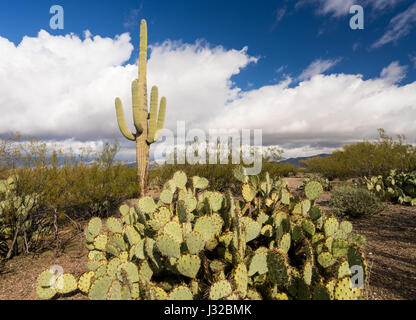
[115,19,167,196]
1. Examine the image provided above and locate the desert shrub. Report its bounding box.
[36,168,368,300]
[16,160,138,220]
[329,186,385,218]
[1,134,139,220]
[261,162,300,178]
[302,129,416,179]
[361,170,416,206]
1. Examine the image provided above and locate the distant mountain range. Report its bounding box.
[119,154,331,169]
[277,154,331,168]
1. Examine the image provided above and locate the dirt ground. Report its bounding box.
[350,205,416,300]
[0,178,415,300]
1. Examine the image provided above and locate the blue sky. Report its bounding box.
[1,0,415,88]
[0,0,416,160]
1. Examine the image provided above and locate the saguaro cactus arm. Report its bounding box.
[155,97,166,141]
[115,98,136,141]
[147,86,158,143]
[147,87,167,143]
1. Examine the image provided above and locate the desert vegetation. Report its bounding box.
[1,128,415,300]
[0,132,301,260]
[0,128,414,299]
[301,129,416,180]
[0,18,415,301]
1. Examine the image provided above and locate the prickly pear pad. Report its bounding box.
[35,167,368,300]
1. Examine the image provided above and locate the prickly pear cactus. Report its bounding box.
[0,174,42,259]
[297,176,332,192]
[36,168,368,300]
[362,169,416,206]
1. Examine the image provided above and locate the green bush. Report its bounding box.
[261,162,300,178]
[15,162,139,220]
[302,129,416,179]
[329,186,385,218]
[36,169,368,300]
[1,136,139,220]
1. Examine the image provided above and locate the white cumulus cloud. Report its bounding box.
[1,30,416,160]
[206,69,416,148]
[0,30,135,141]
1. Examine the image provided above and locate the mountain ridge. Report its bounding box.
[119,154,331,169]
[277,153,331,168]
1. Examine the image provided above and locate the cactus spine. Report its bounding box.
[115,19,167,196]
